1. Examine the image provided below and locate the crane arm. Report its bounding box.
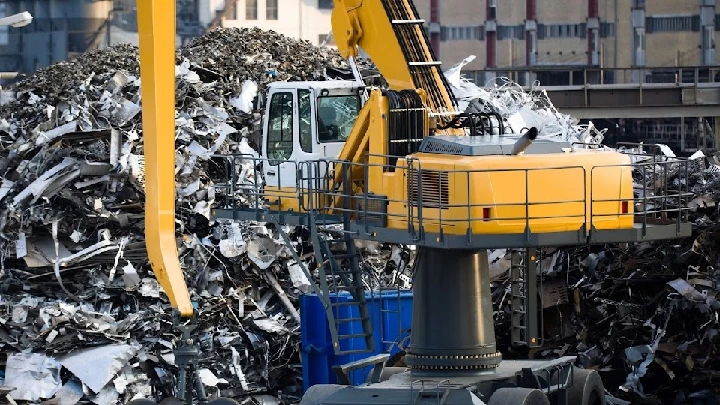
[331,0,458,117]
[137,0,194,317]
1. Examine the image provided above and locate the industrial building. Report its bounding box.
[214,0,335,46]
[0,0,113,73]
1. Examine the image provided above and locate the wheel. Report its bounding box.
[566,369,605,405]
[207,398,241,405]
[488,388,550,405]
[127,400,158,405]
[299,384,347,405]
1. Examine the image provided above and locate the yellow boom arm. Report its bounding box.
[137,0,193,317]
[331,0,457,115]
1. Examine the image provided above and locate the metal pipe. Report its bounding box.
[511,127,538,155]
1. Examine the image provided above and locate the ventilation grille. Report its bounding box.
[408,168,449,209]
[419,138,466,155]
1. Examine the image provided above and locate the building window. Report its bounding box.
[439,26,485,41]
[646,16,700,33]
[538,23,586,39]
[318,0,333,9]
[600,22,615,37]
[298,89,312,153]
[245,0,257,20]
[266,0,278,20]
[497,25,524,40]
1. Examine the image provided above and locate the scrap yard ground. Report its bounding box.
[0,27,718,405]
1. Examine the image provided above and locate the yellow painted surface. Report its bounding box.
[137,0,193,317]
[383,150,634,235]
[330,0,456,115]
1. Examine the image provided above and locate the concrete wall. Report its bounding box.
[646,31,702,66]
[537,0,587,22]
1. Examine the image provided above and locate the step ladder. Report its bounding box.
[312,227,375,357]
[510,248,542,348]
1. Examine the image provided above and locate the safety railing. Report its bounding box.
[305,157,592,241]
[210,149,693,246]
[591,142,694,238]
[467,65,720,87]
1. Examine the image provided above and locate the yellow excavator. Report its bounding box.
[132,0,693,404]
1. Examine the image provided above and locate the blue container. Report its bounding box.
[299,289,413,392]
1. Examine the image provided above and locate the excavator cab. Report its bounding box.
[261,80,364,210]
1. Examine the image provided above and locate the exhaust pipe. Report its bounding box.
[511,127,538,155]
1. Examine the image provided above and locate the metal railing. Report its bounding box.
[210,148,693,246]
[465,65,720,88]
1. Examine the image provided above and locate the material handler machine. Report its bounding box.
[133,0,693,404]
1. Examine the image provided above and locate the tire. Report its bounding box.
[566,369,605,405]
[488,388,551,405]
[299,384,347,405]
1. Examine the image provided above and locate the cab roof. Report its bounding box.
[267,80,361,91]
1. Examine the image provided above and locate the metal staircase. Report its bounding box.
[311,227,375,356]
[510,248,542,348]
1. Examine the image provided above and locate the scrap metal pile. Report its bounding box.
[0,26,717,405]
[0,27,391,405]
[448,65,720,404]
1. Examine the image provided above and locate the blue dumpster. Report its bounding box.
[299,289,413,392]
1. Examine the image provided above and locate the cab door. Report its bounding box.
[262,90,297,190]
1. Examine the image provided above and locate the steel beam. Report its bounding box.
[557,105,720,119]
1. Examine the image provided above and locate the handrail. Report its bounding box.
[210,149,692,247]
[466,65,720,87]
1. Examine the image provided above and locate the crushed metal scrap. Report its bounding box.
[0,27,388,405]
[0,26,717,405]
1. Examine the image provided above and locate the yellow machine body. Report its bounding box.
[381,150,634,235]
[135,0,635,317]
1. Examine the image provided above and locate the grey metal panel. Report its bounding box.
[589,222,692,244]
[314,358,579,405]
[683,88,720,105]
[418,135,571,156]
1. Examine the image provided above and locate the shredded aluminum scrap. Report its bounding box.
[0,27,718,405]
[0,27,390,405]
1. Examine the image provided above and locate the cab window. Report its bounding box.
[298,89,312,153]
[266,92,294,165]
[316,95,360,143]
